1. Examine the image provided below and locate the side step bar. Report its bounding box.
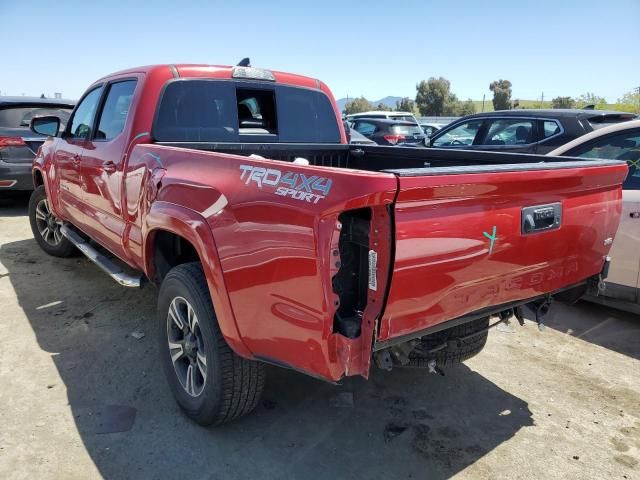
[61,224,142,288]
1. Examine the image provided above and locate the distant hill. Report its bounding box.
[335,96,403,112]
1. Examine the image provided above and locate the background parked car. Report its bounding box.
[428,109,636,154]
[419,122,442,138]
[0,97,75,191]
[548,119,640,312]
[351,118,426,146]
[348,128,377,145]
[346,110,419,125]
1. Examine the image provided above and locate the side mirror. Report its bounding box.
[30,116,61,137]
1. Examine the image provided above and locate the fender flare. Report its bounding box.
[143,201,253,359]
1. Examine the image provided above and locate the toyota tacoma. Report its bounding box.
[28,61,626,425]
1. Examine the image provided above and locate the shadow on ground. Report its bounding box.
[1,237,534,479]
[0,191,30,217]
[544,301,640,361]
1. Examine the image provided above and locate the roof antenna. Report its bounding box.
[237,57,251,67]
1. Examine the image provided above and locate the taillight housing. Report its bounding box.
[0,136,26,149]
[383,134,405,145]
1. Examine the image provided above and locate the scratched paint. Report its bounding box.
[132,131,150,141]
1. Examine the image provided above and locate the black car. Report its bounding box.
[0,97,75,191]
[351,118,426,147]
[428,109,637,154]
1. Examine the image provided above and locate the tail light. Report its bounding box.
[383,134,405,145]
[0,136,26,149]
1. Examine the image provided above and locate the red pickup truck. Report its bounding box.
[28,62,626,426]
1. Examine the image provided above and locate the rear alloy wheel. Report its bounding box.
[28,185,76,257]
[158,262,265,426]
[167,296,208,398]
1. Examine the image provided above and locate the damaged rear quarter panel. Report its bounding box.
[131,144,398,381]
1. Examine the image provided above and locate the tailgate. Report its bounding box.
[377,160,627,342]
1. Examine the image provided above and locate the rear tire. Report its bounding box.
[407,317,490,368]
[28,185,76,257]
[158,262,265,426]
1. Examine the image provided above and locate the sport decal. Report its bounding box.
[239,165,332,204]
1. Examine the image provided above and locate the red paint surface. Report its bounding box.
[32,64,626,382]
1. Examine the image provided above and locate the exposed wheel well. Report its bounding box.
[152,230,200,284]
[33,170,44,187]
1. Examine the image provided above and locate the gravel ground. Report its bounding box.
[0,193,638,480]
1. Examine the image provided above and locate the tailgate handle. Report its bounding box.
[522,203,562,234]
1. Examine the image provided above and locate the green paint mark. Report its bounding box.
[628,158,640,169]
[132,131,150,141]
[483,226,497,255]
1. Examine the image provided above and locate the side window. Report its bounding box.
[480,119,535,146]
[354,121,376,136]
[95,80,137,141]
[432,120,482,147]
[569,131,640,190]
[543,120,561,138]
[68,87,103,139]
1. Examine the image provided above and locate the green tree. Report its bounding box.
[551,96,575,109]
[613,90,640,113]
[343,97,372,115]
[415,77,457,116]
[454,98,476,116]
[375,102,391,111]
[489,79,512,110]
[574,92,606,109]
[395,97,416,113]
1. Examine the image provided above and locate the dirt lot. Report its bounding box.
[0,193,638,480]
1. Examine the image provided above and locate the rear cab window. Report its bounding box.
[153,80,341,143]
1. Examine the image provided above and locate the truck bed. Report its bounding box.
[155,141,593,171]
[126,141,626,381]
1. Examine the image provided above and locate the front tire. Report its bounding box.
[28,185,76,257]
[158,262,265,426]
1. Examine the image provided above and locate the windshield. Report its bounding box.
[0,106,73,129]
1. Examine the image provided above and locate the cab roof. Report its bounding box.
[96,64,325,91]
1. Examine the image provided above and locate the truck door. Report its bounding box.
[79,78,138,261]
[55,86,103,222]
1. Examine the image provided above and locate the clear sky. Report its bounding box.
[1,0,639,102]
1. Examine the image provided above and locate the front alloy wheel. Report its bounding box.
[34,198,63,246]
[28,185,76,257]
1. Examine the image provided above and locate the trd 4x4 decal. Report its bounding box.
[239,165,332,204]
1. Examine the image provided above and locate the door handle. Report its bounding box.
[72,154,81,165]
[102,161,117,174]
